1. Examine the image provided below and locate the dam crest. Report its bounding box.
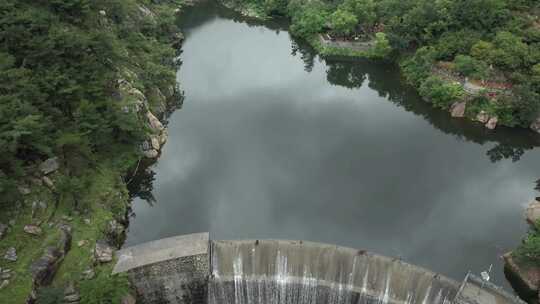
[113,233,525,304]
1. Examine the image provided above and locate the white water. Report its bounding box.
[208,240,457,304]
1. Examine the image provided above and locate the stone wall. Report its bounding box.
[113,233,209,304]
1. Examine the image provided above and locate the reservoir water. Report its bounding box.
[126,2,540,289]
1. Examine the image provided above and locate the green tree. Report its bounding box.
[454,55,490,80]
[330,9,358,36]
[339,0,376,26]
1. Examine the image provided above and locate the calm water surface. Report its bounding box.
[126,3,540,289]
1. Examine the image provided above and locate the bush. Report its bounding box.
[401,47,436,86]
[289,3,329,38]
[454,55,490,80]
[516,221,540,263]
[419,76,464,109]
[329,9,358,36]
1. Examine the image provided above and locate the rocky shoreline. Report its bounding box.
[504,199,540,303]
[216,0,540,136]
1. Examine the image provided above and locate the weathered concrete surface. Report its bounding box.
[113,234,525,304]
[114,233,209,274]
[114,233,209,304]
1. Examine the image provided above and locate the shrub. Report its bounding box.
[419,76,464,109]
[329,9,358,36]
[454,55,490,80]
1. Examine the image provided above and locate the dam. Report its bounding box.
[113,233,526,304]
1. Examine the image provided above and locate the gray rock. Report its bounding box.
[150,135,160,150]
[64,293,81,303]
[143,149,159,159]
[8,220,15,226]
[121,293,137,304]
[24,224,42,236]
[83,219,91,225]
[526,200,540,226]
[450,102,466,118]
[146,111,164,131]
[82,268,95,280]
[0,223,7,240]
[0,280,8,289]
[530,117,540,134]
[94,240,113,263]
[42,176,55,189]
[4,247,17,262]
[18,185,31,195]
[39,157,59,175]
[0,268,11,280]
[99,10,106,16]
[485,116,498,130]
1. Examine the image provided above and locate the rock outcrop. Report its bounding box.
[505,199,540,302]
[94,240,114,263]
[450,101,466,118]
[29,225,72,287]
[39,157,59,175]
[485,116,498,130]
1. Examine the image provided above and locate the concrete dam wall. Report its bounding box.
[113,233,526,304]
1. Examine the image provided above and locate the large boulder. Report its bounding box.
[504,253,540,301]
[531,117,540,134]
[450,102,466,118]
[485,116,498,130]
[526,200,540,227]
[24,225,42,236]
[146,111,164,131]
[39,157,59,175]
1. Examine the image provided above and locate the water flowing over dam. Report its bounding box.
[113,233,525,304]
[208,240,457,304]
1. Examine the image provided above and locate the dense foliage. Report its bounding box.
[227,0,540,127]
[0,0,180,207]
